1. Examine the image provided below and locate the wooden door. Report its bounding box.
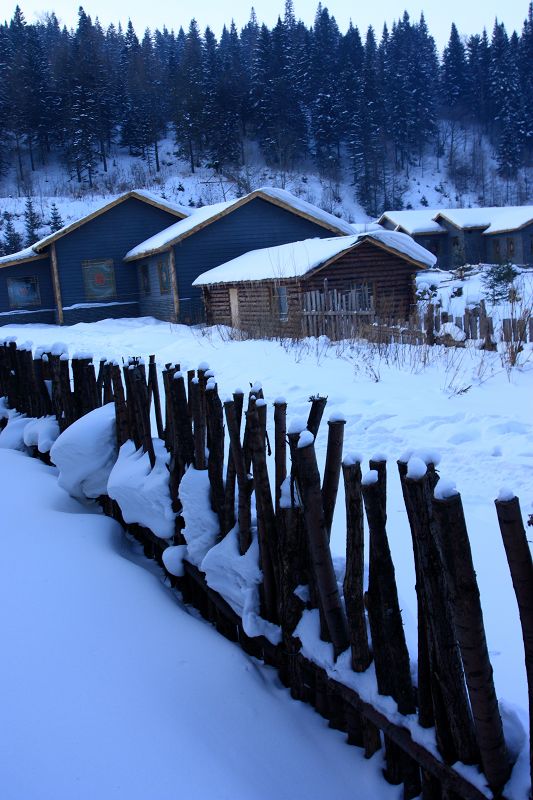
[229,287,240,328]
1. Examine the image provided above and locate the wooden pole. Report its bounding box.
[50,242,64,326]
[191,377,206,469]
[402,469,479,766]
[111,363,129,447]
[398,459,434,730]
[433,492,510,795]
[495,495,533,796]
[224,399,252,554]
[205,383,225,536]
[322,417,345,541]
[342,459,371,672]
[148,355,164,439]
[273,399,287,517]
[362,465,415,715]
[248,405,279,623]
[295,435,349,659]
[168,248,180,323]
[307,394,328,438]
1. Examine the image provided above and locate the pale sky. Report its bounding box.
[8,0,530,49]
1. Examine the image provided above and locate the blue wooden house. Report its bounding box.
[378,206,533,269]
[123,187,355,323]
[0,190,189,326]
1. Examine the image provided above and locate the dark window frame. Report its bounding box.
[141,263,151,295]
[6,275,41,309]
[158,260,170,294]
[82,258,116,301]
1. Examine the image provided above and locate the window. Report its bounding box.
[452,237,460,248]
[140,263,151,295]
[507,239,515,257]
[82,259,116,301]
[158,260,170,294]
[7,276,41,308]
[494,240,501,259]
[276,285,288,321]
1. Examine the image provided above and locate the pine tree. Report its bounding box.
[3,213,23,254]
[442,23,468,119]
[24,197,41,245]
[49,202,63,232]
[173,19,206,173]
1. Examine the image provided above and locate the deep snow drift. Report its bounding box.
[0,448,401,800]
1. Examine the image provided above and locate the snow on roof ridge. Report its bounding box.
[125,186,355,260]
[193,229,435,286]
[434,205,533,233]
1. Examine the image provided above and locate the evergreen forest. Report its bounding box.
[1,1,532,215]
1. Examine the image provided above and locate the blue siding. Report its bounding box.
[0,257,55,326]
[173,197,341,323]
[54,197,180,316]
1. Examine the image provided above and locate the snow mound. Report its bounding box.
[179,466,220,566]
[23,416,60,453]
[0,414,33,452]
[107,438,176,540]
[50,403,117,500]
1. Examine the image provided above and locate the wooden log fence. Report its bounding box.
[301,291,532,349]
[0,337,530,800]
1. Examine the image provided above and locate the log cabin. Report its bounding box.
[193,230,436,339]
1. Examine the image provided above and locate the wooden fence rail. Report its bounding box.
[0,338,531,800]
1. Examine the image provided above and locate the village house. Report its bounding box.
[193,230,436,339]
[378,206,533,269]
[0,190,190,326]
[123,187,355,324]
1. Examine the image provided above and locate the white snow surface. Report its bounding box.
[50,403,118,500]
[107,438,176,540]
[193,230,435,286]
[125,186,355,260]
[0,448,396,800]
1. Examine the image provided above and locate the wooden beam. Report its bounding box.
[0,251,48,270]
[168,247,180,323]
[50,243,64,325]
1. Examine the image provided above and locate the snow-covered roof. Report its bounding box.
[378,210,446,235]
[0,246,48,269]
[125,187,355,261]
[193,230,435,286]
[435,206,533,234]
[32,190,190,253]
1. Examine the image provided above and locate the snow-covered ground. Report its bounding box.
[0,315,532,798]
[0,448,400,800]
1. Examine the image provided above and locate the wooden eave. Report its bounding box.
[0,251,49,270]
[33,191,188,253]
[125,190,350,262]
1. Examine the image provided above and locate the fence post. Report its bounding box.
[342,457,371,672]
[434,492,510,794]
[402,465,480,766]
[223,399,252,554]
[495,494,533,796]
[295,434,349,659]
[322,416,345,542]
